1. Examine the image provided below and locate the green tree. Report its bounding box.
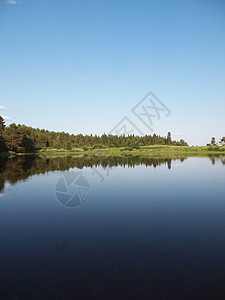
[0,116,6,133]
[66,141,72,150]
[3,124,21,152]
[152,133,158,144]
[219,137,225,146]
[211,137,216,146]
[166,132,172,145]
[0,116,7,153]
[179,139,186,146]
[0,136,8,153]
[21,136,35,153]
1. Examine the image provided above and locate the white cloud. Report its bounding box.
[7,0,17,4]
[0,106,7,110]
[2,115,12,121]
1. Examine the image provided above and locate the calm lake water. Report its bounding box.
[0,156,225,299]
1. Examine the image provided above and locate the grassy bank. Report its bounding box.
[37,145,225,158]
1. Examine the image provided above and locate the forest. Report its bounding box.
[0,116,189,154]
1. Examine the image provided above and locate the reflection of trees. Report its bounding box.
[209,156,225,165]
[2,155,224,192]
[0,155,188,192]
[211,157,216,165]
[0,157,7,192]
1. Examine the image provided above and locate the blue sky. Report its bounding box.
[0,0,225,145]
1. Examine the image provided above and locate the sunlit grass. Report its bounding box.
[38,145,225,158]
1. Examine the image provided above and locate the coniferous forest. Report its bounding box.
[0,116,188,154]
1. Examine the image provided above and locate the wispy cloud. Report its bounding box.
[7,0,17,4]
[2,115,12,121]
[6,0,23,4]
[0,107,13,122]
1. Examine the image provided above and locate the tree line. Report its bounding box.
[0,116,188,154]
[209,137,225,146]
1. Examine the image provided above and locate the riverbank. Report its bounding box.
[3,145,225,159]
[39,145,225,158]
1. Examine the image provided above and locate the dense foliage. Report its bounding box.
[0,117,188,154]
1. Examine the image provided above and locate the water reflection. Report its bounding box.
[209,156,225,165]
[0,154,225,194]
[0,155,187,193]
[1,155,225,299]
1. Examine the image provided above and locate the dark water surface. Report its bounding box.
[0,156,225,299]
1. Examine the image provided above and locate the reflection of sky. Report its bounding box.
[0,157,225,298]
[0,157,224,233]
[1,157,225,213]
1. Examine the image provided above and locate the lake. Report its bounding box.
[0,155,225,299]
